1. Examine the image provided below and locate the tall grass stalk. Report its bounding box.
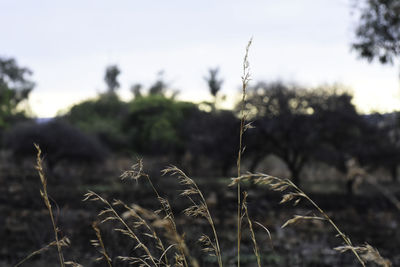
[241,192,261,267]
[121,160,195,267]
[24,39,394,267]
[13,237,70,267]
[230,173,372,266]
[34,144,65,267]
[91,221,113,267]
[162,166,223,267]
[236,37,252,267]
[83,191,159,266]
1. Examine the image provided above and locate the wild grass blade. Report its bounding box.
[91,221,113,267]
[236,37,253,267]
[230,172,391,267]
[34,144,65,267]
[13,237,70,267]
[162,166,223,267]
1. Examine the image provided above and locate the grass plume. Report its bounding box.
[91,221,113,267]
[241,192,261,267]
[236,37,253,267]
[34,144,66,267]
[13,237,70,267]
[162,165,223,267]
[121,160,198,267]
[230,172,392,266]
[83,190,160,266]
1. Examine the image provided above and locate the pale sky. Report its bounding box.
[1,0,399,117]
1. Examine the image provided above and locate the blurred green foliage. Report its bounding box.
[1,59,399,184]
[0,57,34,128]
[65,93,129,151]
[352,0,400,65]
[124,94,197,156]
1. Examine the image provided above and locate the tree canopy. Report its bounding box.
[352,0,400,64]
[0,57,34,128]
[124,94,197,156]
[243,82,366,186]
[104,65,121,93]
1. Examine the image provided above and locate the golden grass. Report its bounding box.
[230,172,392,267]
[162,166,223,267]
[241,192,261,267]
[17,39,394,267]
[34,143,66,267]
[13,237,70,267]
[91,221,113,267]
[236,37,253,267]
[25,144,392,267]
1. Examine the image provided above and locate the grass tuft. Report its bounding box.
[230,172,392,266]
[22,39,394,267]
[162,166,223,267]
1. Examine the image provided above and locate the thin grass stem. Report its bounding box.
[34,144,65,267]
[236,37,252,267]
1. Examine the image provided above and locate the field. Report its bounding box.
[1,153,399,267]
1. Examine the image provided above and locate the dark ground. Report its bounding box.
[1,156,399,267]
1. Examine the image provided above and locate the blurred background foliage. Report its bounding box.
[3,2,400,265]
[1,0,400,190]
[1,57,400,192]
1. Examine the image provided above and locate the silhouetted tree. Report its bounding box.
[244,82,312,118]
[357,113,400,182]
[104,65,120,93]
[131,83,142,98]
[244,82,366,187]
[352,0,400,64]
[0,57,34,128]
[149,71,168,96]
[204,68,223,110]
[311,90,365,165]
[183,109,239,177]
[306,88,375,195]
[253,114,318,185]
[243,81,317,185]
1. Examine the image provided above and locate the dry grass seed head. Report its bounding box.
[120,158,145,181]
[335,244,392,267]
[91,221,113,266]
[13,237,70,267]
[114,202,172,266]
[34,144,66,267]
[281,215,325,229]
[198,234,217,255]
[241,192,262,267]
[117,256,151,267]
[162,165,195,187]
[64,262,84,267]
[84,191,160,267]
[163,165,222,267]
[183,204,207,218]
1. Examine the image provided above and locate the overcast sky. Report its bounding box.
[1,0,399,117]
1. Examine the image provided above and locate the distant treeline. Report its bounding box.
[1,59,400,190]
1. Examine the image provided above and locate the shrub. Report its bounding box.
[182,109,239,176]
[4,119,108,171]
[65,93,129,152]
[124,94,197,158]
